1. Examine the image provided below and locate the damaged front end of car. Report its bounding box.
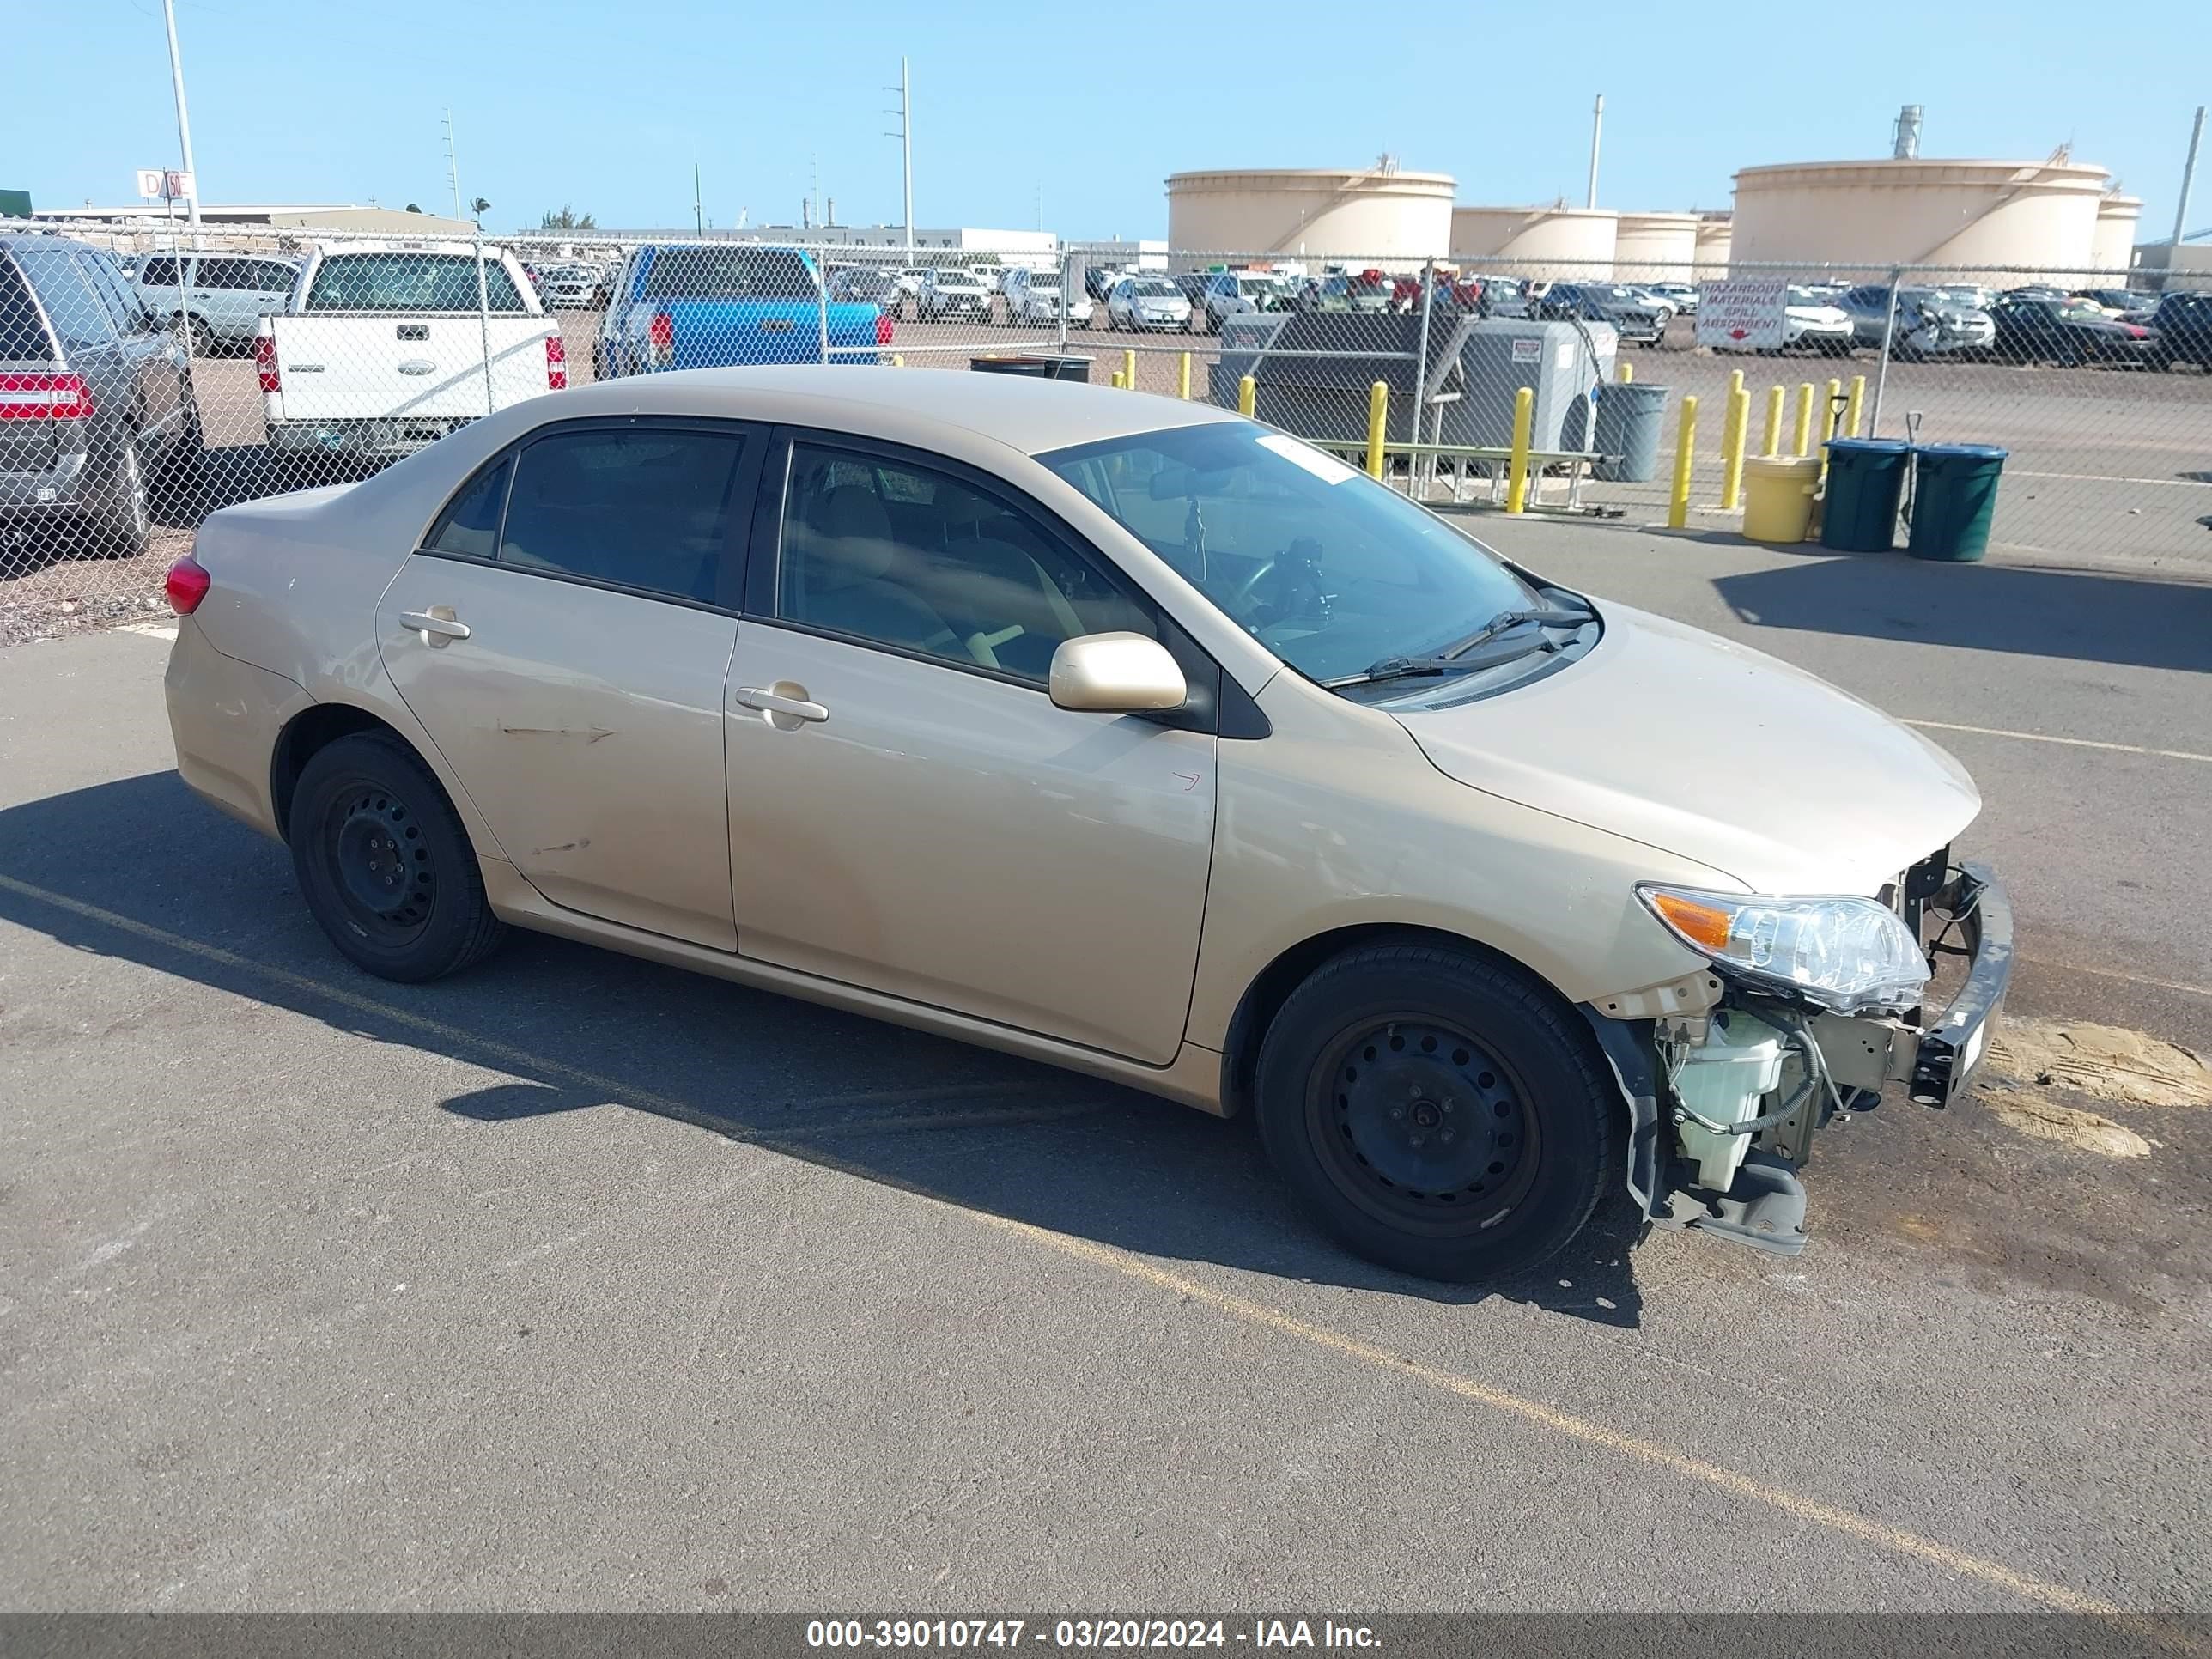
[1581,850,2014,1256]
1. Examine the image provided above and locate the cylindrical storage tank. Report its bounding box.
[1449,205,1617,282]
[1694,215,1733,277]
[1612,211,1699,282]
[1166,168,1455,260]
[1729,159,2111,283]
[2090,195,2141,278]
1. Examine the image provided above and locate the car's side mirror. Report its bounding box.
[1048,633,1187,714]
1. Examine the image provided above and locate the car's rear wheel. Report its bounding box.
[91,433,152,559]
[289,732,506,982]
[1255,944,1620,1281]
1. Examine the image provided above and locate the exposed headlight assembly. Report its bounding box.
[1638,885,1930,1015]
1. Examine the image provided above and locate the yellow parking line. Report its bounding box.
[0,871,1044,1139]
[0,868,2182,1634]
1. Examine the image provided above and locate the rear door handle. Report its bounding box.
[400,608,471,645]
[734,686,828,723]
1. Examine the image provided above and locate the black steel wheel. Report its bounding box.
[289,732,505,982]
[1255,943,1620,1281]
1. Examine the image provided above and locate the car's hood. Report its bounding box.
[1391,602,1980,896]
[1786,305,1850,325]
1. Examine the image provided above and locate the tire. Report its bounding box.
[156,400,204,514]
[1254,944,1620,1282]
[90,431,152,558]
[288,732,507,983]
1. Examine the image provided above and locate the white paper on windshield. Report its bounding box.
[1256,432,1360,485]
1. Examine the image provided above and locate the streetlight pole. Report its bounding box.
[160,0,201,231]
[1586,93,1603,210]
[884,58,914,252]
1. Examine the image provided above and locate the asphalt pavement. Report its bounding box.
[1,539,2208,1618]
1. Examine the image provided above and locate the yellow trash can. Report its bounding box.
[1741,455,1822,544]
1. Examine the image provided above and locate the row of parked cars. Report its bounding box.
[1753,280,2211,370]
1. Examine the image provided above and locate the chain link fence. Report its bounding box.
[4,217,2209,647]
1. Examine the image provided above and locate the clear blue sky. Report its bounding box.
[9,0,2208,241]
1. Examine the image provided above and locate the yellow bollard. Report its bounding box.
[1237,374,1255,417]
[1177,351,1192,400]
[1668,394,1699,529]
[1365,380,1389,480]
[1123,349,1137,391]
[1791,383,1815,458]
[891,354,904,368]
[1504,386,1534,514]
[1762,385,1784,457]
[1844,373,1865,439]
[1721,384,1750,512]
[1110,370,1125,389]
[1617,360,1633,383]
[1719,372,1747,511]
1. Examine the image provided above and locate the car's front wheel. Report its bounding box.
[289,732,507,982]
[1255,943,1620,1281]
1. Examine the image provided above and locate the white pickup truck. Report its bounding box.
[256,240,565,462]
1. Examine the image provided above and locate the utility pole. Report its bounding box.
[694,160,703,235]
[443,109,461,221]
[2174,106,2207,252]
[884,58,913,252]
[160,0,201,230]
[1586,94,1604,210]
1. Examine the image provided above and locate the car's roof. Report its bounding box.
[549,365,1239,455]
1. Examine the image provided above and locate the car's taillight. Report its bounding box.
[0,372,93,421]
[165,553,211,615]
[255,333,280,393]
[544,333,568,389]
[876,310,895,347]
[649,311,674,366]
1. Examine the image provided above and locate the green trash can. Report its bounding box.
[1908,443,2008,563]
[1820,438,1912,552]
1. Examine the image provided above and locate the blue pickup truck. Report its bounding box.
[591,244,887,380]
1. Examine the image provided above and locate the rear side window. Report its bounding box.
[423,455,513,560]
[15,248,116,349]
[306,252,526,312]
[498,428,747,603]
[80,251,149,331]
[140,255,180,288]
[0,256,52,359]
[641,246,816,301]
[256,262,299,294]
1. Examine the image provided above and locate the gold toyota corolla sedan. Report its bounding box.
[163,366,2010,1281]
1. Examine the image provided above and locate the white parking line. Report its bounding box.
[119,623,178,641]
[1905,719,2212,765]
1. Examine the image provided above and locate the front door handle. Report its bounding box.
[734,685,829,723]
[399,608,471,646]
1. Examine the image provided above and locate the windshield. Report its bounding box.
[1038,421,1540,686]
[1787,287,1827,306]
[1133,280,1177,297]
[2057,302,2105,324]
[1237,277,1276,296]
[935,270,983,289]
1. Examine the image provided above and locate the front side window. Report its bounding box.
[306,252,526,313]
[497,428,747,603]
[1041,420,1540,687]
[777,442,1151,681]
[140,256,179,288]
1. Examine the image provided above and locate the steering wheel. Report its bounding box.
[1224,556,1277,612]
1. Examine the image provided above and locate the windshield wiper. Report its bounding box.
[1432,604,1594,659]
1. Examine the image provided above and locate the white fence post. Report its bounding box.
[1868,264,1902,438]
[472,230,495,418]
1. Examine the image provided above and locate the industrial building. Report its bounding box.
[1165,166,1455,259]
